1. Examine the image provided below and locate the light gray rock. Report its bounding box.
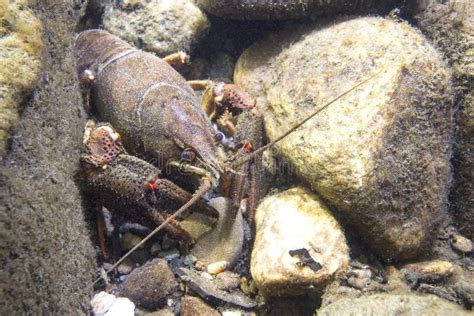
[103,0,210,56]
[451,234,473,253]
[235,17,454,260]
[317,293,470,315]
[251,187,349,296]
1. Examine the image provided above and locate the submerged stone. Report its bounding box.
[118,259,178,309]
[317,293,470,315]
[414,0,474,241]
[103,0,209,56]
[235,17,454,260]
[195,0,399,20]
[251,187,349,296]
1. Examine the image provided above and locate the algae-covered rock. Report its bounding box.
[414,1,474,240]
[195,0,399,20]
[103,0,210,56]
[235,17,454,260]
[0,0,96,314]
[0,0,43,158]
[251,187,349,296]
[317,293,470,315]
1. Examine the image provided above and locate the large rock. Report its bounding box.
[0,0,97,314]
[0,0,43,158]
[235,17,454,260]
[251,187,349,296]
[103,0,210,56]
[413,1,474,240]
[195,0,399,20]
[317,293,470,315]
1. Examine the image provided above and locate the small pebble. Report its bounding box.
[201,272,214,280]
[121,233,143,251]
[221,309,244,316]
[105,297,135,316]
[158,249,180,261]
[184,254,198,266]
[451,234,473,253]
[195,260,205,271]
[215,271,240,292]
[91,291,116,316]
[207,261,229,275]
[117,257,135,275]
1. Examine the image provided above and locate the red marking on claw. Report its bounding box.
[148,181,158,191]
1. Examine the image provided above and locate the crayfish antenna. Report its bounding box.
[230,68,385,169]
[91,177,213,287]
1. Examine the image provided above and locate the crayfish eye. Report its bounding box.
[181,149,196,162]
[214,132,225,143]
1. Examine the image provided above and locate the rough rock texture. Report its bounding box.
[251,187,349,296]
[414,1,474,240]
[118,259,178,310]
[103,0,210,56]
[0,0,43,158]
[180,296,220,316]
[177,268,257,309]
[317,293,470,315]
[196,0,400,20]
[0,0,97,314]
[235,17,454,260]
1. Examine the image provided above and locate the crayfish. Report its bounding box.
[74,30,380,278]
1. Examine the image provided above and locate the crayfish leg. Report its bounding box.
[162,51,190,67]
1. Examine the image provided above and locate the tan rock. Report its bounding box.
[235,17,454,260]
[401,260,454,283]
[317,293,470,315]
[251,187,349,296]
[103,0,209,56]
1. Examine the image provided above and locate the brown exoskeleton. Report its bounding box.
[75,30,264,261]
[75,30,381,279]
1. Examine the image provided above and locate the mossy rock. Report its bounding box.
[0,0,96,313]
[414,0,474,240]
[235,17,454,260]
[195,0,400,20]
[0,0,43,159]
[103,0,210,56]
